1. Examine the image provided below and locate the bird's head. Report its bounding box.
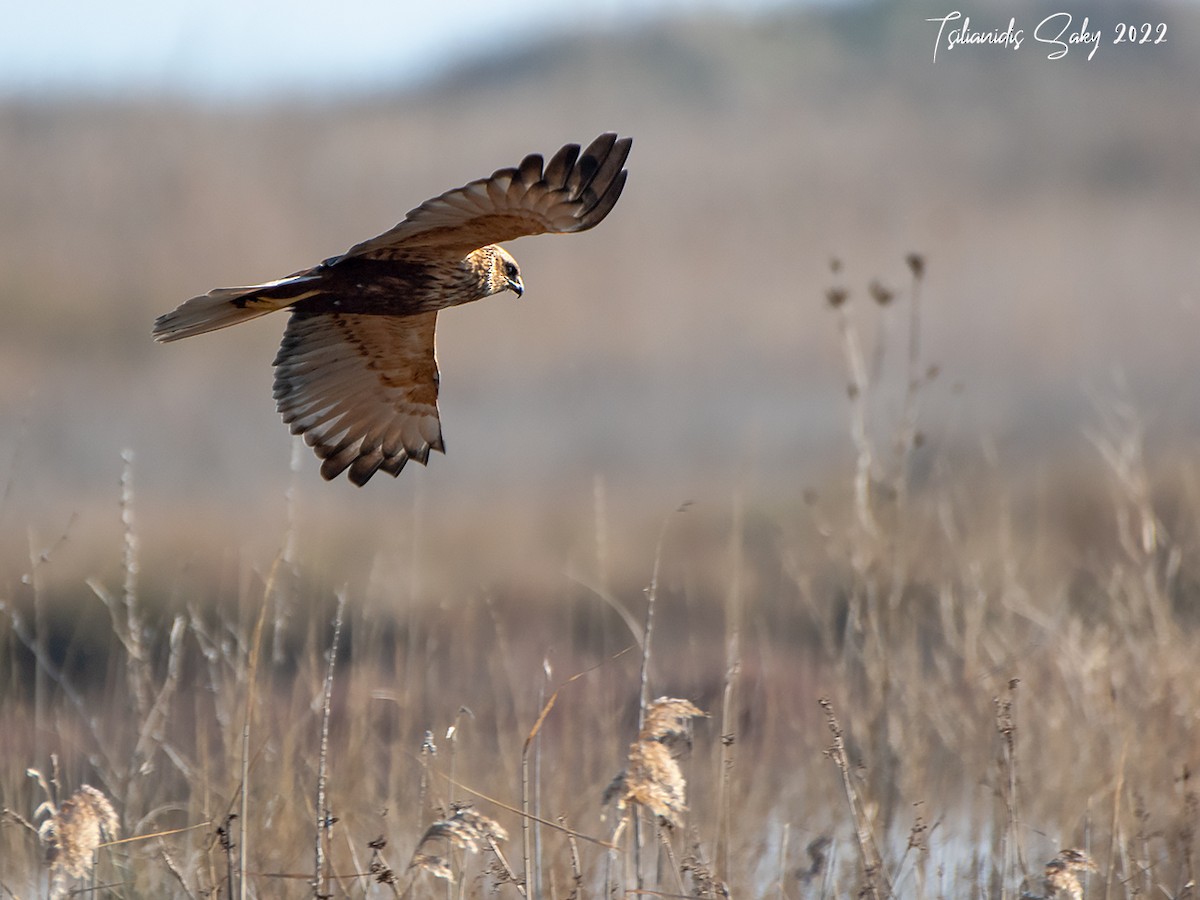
[473,245,524,299]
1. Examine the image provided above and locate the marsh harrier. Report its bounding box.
[154,133,631,485]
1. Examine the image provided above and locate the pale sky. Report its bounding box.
[1,0,803,100]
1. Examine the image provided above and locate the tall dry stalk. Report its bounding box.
[994,678,1026,899]
[1103,742,1127,900]
[715,490,743,881]
[118,450,148,715]
[819,697,892,899]
[522,687,537,900]
[519,654,620,899]
[217,814,237,900]
[272,436,305,664]
[531,661,550,900]
[85,452,189,821]
[823,254,940,840]
[593,471,610,592]
[237,556,278,900]
[24,518,77,775]
[895,254,927,489]
[630,503,688,890]
[826,267,878,540]
[638,505,686,729]
[445,705,474,900]
[885,254,931,613]
[313,590,347,898]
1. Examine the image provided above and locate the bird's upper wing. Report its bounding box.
[273,310,444,485]
[340,133,632,260]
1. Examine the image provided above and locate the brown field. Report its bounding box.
[2,0,1199,896]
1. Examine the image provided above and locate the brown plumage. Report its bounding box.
[154,133,632,485]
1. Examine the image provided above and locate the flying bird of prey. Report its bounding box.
[154,133,631,485]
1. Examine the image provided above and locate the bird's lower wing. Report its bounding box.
[273,310,444,485]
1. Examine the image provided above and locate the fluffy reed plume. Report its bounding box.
[642,697,706,750]
[408,804,509,883]
[37,784,120,896]
[1023,849,1097,900]
[410,852,456,882]
[604,697,707,826]
[1044,849,1097,900]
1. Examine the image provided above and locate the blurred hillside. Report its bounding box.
[1,0,1198,593]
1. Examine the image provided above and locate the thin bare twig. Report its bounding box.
[239,555,282,900]
[314,590,347,898]
[819,697,893,899]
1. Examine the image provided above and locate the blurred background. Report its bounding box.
[4,2,1200,893]
[1,0,1197,593]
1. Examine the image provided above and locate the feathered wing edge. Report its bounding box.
[554,131,631,232]
[273,310,445,486]
[341,132,632,258]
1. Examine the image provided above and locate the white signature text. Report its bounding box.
[926,11,1167,62]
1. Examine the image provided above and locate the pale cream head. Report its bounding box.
[467,245,523,299]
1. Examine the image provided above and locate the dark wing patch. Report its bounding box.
[273,311,444,485]
[343,133,632,259]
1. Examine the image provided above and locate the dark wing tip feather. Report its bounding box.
[340,438,438,485]
[379,455,409,478]
[347,452,385,486]
[318,445,363,482]
[591,136,632,191]
[563,135,631,232]
[576,169,628,232]
[580,132,619,167]
[306,418,442,485]
[567,133,621,195]
[543,142,581,189]
[323,446,412,485]
[517,153,545,186]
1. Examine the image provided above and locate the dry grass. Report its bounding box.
[2,258,1199,899]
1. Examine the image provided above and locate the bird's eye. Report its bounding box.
[504,262,518,278]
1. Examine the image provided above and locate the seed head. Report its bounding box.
[868,280,894,306]
[38,785,119,897]
[604,698,707,826]
[408,804,508,882]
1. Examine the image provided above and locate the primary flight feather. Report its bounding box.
[154,133,632,486]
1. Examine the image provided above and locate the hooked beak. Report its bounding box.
[507,276,524,298]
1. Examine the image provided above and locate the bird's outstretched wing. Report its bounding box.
[273,310,444,485]
[340,132,632,260]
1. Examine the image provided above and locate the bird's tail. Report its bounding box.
[153,273,323,342]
